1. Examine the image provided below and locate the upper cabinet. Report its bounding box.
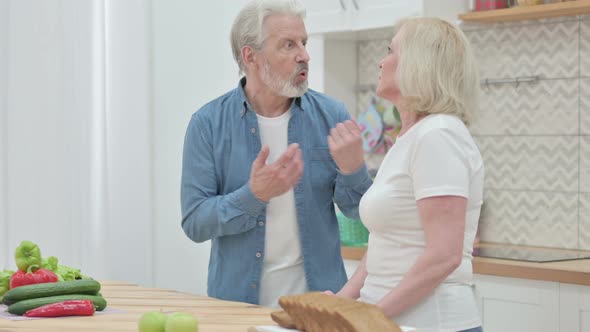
[353,0,421,31]
[301,0,469,34]
[299,1,352,34]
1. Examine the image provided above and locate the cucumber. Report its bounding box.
[2,279,101,305]
[7,294,107,315]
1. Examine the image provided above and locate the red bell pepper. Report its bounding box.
[24,300,95,317]
[9,266,59,289]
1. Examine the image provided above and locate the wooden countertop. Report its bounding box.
[342,243,590,286]
[0,281,276,332]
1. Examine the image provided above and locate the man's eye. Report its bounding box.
[387,47,392,54]
[286,42,293,49]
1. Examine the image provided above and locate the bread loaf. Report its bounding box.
[270,310,296,329]
[271,292,402,332]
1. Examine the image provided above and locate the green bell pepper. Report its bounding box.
[14,240,42,272]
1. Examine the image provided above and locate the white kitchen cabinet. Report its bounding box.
[299,0,352,35]
[301,0,469,34]
[559,283,590,332]
[474,274,559,332]
[352,0,421,31]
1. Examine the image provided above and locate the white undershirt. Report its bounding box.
[359,114,484,331]
[256,110,308,307]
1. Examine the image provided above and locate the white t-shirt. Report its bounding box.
[256,110,308,307]
[359,114,484,332]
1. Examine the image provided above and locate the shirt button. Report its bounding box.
[251,127,256,134]
[240,110,245,116]
[256,252,262,258]
[251,283,257,289]
[258,221,264,226]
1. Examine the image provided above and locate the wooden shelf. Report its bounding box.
[459,0,590,23]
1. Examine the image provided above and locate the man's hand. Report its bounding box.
[250,143,304,202]
[327,120,364,175]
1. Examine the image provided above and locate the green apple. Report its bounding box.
[165,312,198,332]
[138,311,168,332]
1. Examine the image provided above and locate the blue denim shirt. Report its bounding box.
[181,79,372,304]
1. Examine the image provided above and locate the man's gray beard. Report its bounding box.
[261,61,308,98]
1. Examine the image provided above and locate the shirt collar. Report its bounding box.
[236,77,304,118]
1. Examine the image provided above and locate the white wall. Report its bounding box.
[325,39,357,116]
[0,0,153,285]
[103,0,154,286]
[306,36,325,92]
[0,0,8,269]
[1,0,104,275]
[151,0,250,295]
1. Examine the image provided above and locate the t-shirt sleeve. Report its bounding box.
[410,128,470,200]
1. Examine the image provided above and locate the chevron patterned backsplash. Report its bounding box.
[356,16,590,250]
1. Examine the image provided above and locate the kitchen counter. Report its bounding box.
[342,242,590,286]
[0,281,276,332]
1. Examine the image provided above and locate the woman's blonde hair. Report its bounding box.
[393,17,479,125]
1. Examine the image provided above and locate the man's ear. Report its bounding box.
[242,46,258,70]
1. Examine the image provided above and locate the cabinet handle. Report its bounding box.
[338,0,348,11]
[351,0,359,10]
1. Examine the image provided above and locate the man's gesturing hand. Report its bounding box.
[328,120,364,175]
[250,143,304,203]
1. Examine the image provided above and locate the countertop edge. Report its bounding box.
[472,259,590,286]
[341,245,590,286]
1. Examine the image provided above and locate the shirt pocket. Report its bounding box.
[309,147,337,192]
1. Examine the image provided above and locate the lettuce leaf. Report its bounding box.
[42,256,84,281]
[56,264,83,281]
[0,269,15,300]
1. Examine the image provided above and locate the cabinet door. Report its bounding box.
[559,283,590,332]
[352,0,421,31]
[352,0,468,31]
[474,274,559,332]
[299,0,352,34]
